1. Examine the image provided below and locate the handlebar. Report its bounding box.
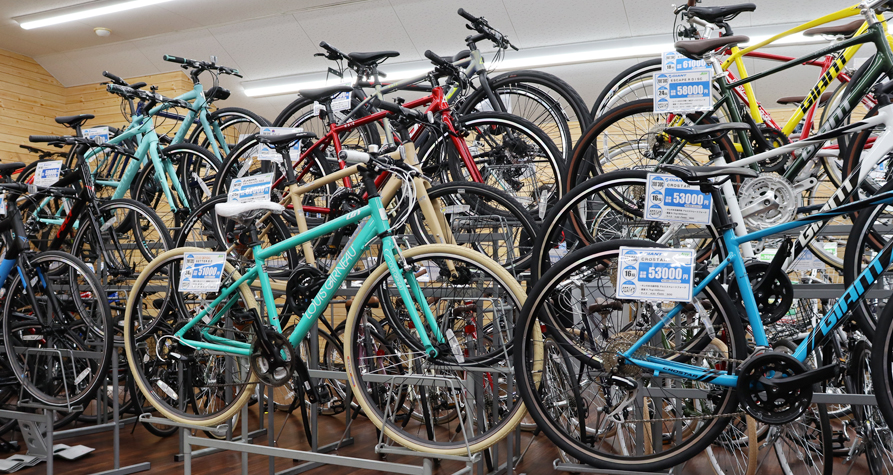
[28,135,63,143]
[102,71,126,85]
[457,8,477,22]
[162,54,242,78]
[458,8,518,51]
[0,181,78,198]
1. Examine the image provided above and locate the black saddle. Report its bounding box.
[663,122,751,142]
[55,114,94,129]
[0,162,26,178]
[435,50,471,64]
[675,35,749,59]
[298,84,353,102]
[348,50,399,66]
[256,131,317,148]
[660,164,758,185]
[777,91,833,106]
[687,3,756,24]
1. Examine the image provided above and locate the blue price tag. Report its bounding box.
[617,247,694,302]
[662,52,708,72]
[179,252,227,293]
[646,173,713,224]
[654,70,712,113]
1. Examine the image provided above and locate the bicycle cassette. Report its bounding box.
[737,173,799,229]
[736,350,812,424]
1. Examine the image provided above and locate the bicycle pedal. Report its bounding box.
[230,308,256,325]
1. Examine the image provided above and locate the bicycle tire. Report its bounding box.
[272,94,381,149]
[514,240,747,471]
[187,107,270,158]
[124,247,259,426]
[590,58,662,119]
[458,70,591,162]
[343,244,541,455]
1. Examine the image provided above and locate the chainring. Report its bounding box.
[249,331,296,388]
[727,261,794,324]
[737,173,799,229]
[285,265,326,315]
[736,350,812,424]
[752,127,792,173]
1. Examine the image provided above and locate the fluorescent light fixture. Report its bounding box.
[16,0,176,30]
[244,67,431,98]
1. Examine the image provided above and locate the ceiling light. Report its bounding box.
[16,0,176,30]
[94,27,111,37]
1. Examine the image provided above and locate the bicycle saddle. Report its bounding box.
[55,114,94,128]
[432,50,471,65]
[215,200,285,221]
[804,19,864,38]
[663,122,751,142]
[256,131,317,148]
[0,162,25,178]
[298,84,353,102]
[660,164,758,186]
[777,91,833,106]
[674,35,749,59]
[348,50,399,66]
[687,3,756,23]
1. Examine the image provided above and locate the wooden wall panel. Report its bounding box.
[0,47,191,167]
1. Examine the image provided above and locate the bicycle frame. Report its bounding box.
[175,196,446,358]
[622,180,893,386]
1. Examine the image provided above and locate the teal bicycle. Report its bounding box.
[123,141,541,455]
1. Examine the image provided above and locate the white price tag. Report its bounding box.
[179,252,227,293]
[228,173,273,203]
[616,247,695,302]
[645,173,713,224]
[870,161,887,182]
[661,51,708,72]
[654,70,712,113]
[258,127,303,161]
[0,192,7,217]
[33,160,63,187]
[83,126,110,144]
[330,91,351,112]
[759,243,836,271]
[445,329,465,363]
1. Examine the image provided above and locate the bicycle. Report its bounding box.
[124,144,542,455]
[0,162,114,409]
[273,8,590,163]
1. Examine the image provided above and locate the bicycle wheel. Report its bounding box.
[272,94,381,150]
[591,58,662,119]
[3,251,114,407]
[842,179,893,339]
[167,143,222,209]
[531,169,722,281]
[70,199,173,337]
[343,244,539,455]
[851,340,893,475]
[406,181,537,276]
[514,240,747,471]
[123,247,259,426]
[176,195,297,279]
[458,70,591,162]
[436,111,564,216]
[187,107,270,159]
[212,135,335,228]
[566,99,739,192]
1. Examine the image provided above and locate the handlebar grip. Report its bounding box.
[319,41,335,51]
[338,150,371,164]
[458,8,478,22]
[102,71,125,85]
[130,82,147,89]
[163,54,188,64]
[29,135,63,143]
[424,50,450,67]
[371,97,425,121]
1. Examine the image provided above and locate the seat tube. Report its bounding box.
[729,47,762,124]
[199,113,224,160]
[147,144,181,212]
[289,184,317,267]
[726,228,769,346]
[254,245,282,331]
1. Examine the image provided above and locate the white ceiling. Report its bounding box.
[0,0,875,121]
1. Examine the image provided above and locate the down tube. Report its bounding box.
[288,221,380,346]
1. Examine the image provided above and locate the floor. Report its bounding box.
[2,403,872,475]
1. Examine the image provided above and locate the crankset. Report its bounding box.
[249,329,296,387]
[736,350,840,424]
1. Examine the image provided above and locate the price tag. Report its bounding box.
[179,252,226,293]
[330,91,351,112]
[258,127,303,161]
[654,70,712,113]
[616,247,695,302]
[661,52,708,72]
[445,329,465,363]
[0,192,7,217]
[645,173,713,224]
[33,160,63,187]
[228,173,273,203]
[83,126,109,144]
[760,243,837,271]
[870,160,887,182]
